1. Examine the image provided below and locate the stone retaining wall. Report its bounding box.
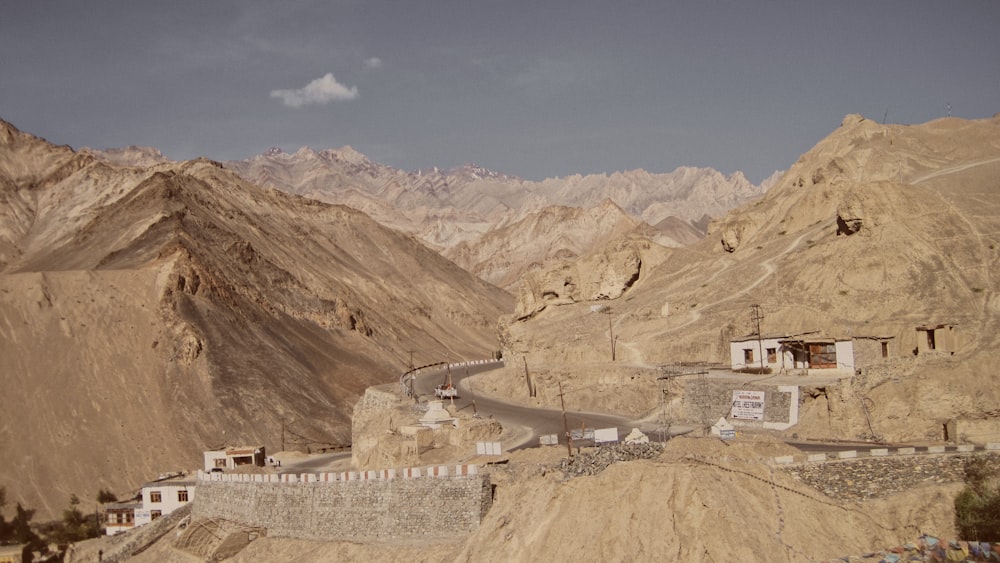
[191,465,492,541]
[772,447,1000,502]
[680,379,795,425]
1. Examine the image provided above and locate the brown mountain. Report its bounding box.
[0,119,512,517]
[443,199,654,290]
[495,113,1000,441]
[221,149,776,279]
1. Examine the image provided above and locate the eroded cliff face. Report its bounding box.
[512,239,651,320]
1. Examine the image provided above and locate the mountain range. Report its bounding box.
[4,110,998,538]
[0,119,511,517]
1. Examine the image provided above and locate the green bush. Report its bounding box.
[954,458,1000,541]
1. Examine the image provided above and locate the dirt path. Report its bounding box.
[910,157,1000,184]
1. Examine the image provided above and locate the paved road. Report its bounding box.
[280,450,352,473]
[410,361,690,450]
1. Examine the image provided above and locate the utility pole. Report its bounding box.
[558,380,572,457]
[600,307,616,361]
[523,357,535,397]
[467,365,478,417]
[750,304,765,372]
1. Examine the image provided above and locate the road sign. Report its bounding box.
[731,390,765,420]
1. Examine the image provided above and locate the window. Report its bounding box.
[178,490,189,502]
[149,491,162,503]
[766,348,777,363]
[151,510,162,521]
[743,349,754,363]
[808,344,837,369]
[214,458,227,468]
[926,329,936,350]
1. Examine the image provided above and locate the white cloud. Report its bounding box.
[270,73,358,108]
[364,57,383,70]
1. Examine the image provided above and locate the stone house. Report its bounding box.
[915,323,961,355]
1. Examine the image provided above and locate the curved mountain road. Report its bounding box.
[410,362,688,450]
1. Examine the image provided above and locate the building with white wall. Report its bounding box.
[203,446,266,472]
[135,474,196,526]
[104,473,196,535]
[729,335,791,372]
[730,334,890,376]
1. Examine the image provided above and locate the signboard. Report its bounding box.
[719,429,736,440]
[570,428,595,440]
[593,427,619,444]
[731,390,765,420]
[476,441,503,456]
[539,434,559,446]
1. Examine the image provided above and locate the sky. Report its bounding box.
[1,1,998,184]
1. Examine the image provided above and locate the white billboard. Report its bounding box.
[593,427,619,444]
[731,390,765,420]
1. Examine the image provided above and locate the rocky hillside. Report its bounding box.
[496,114,1000,442]
[443,199,657,290]
[0,119,513,518]
[110,437,962,562]
[221,148,775,283]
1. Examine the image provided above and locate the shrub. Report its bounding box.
[954,458,1000,541]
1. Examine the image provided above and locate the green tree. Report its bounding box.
[10,503,44,553]
[49,493,100,545]
[96,488,117,504]
[954,458,1000,541]
[0,486,8,541]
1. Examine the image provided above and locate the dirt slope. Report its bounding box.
[0,119,513,518]
[496,114,1000,442]
[128,438,960,562]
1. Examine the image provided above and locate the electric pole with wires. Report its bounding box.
[750,304,765,372]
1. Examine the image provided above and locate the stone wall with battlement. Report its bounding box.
[191,465,491,541]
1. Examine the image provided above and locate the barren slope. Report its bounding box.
[123,438,961,562]
[495,114,1000,441]
[0,119,513,517]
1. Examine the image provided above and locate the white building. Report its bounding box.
[729,335,791,372]
[729,334,863,376]
[135,474,196,526]
[104,473,196,535]
[203,445,266,472]
[104,502,141,536]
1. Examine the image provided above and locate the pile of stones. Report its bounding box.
[558,443,664,478]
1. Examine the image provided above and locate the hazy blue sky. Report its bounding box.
[2,1,997,182]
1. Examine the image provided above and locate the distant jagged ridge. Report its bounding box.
[219,146,780,250]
